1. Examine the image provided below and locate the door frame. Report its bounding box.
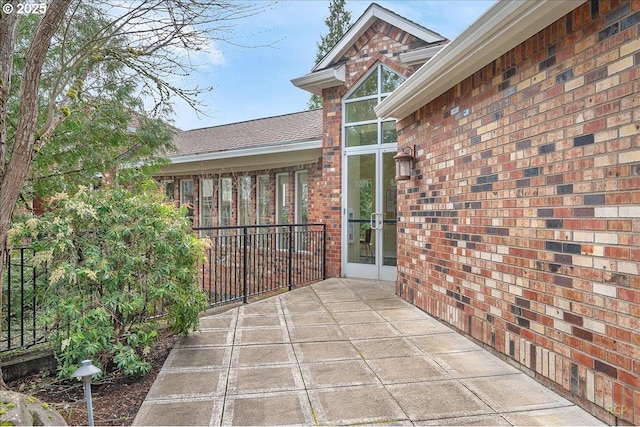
[342,145,397,281]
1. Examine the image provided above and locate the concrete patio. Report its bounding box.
[133,278,604,426]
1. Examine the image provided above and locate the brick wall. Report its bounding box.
[316,18,425,277]
[395,1,639,424]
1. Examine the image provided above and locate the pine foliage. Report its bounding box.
[308,0,352,109]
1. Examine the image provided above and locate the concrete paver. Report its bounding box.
[308,385,406,425]
[133,278,605,426]
[387,380,494,420]
[366,356,450,384]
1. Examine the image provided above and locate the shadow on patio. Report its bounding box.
[133,278,603,426]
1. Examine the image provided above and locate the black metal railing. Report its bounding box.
[0,223,326,352]
[2,247,48,352]
[193,223,326,306]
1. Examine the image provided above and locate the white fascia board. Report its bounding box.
[313,4,446,72]
[168,139,322,165]
[375,0,587,121]
[399,43,449,66]
[290,64,346,95]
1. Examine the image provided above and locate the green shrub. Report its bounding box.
[9,181,208,378]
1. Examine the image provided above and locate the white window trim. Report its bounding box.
[199,178,214,227]
[256,174,270,226]
[219,177,233,227]
[295,170,310,253]
[162,180,175,199]
[295,170,308,225]
[275,173,289,224]
[180,179,194,206]
[343,63,405,149]
[237,175,252,226]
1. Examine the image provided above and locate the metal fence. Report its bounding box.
[1,223,326,352]
[2,247,48,352]
[194,223,326,306]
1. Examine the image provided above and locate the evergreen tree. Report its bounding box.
[308,0,352,109]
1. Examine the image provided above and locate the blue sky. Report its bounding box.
[172,1,495,131]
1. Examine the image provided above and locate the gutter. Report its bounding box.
[291,65,346,96]
[375,0,587,121]
[168,139,322,165]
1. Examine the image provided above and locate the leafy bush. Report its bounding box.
[9,181,208,378]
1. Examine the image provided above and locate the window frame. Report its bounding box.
[180,179,194,220]
[219,177,233,228]
[237,175,252,226]
[295,170,309,252]
[199,178,215,228]
[256,174,271,226]
[275,173,290,250]
[343,64,404,148]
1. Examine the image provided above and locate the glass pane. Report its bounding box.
[238,176,252,226]
[345,98,377,123]
[200,178,214,227]
[382,152,397,266]
[348,68,378,99]
[296,172,308,224]
[276,174,289,224]
[219,178,232,227]
[382,121,398,144]
[163,181,174,200]
[296,172,309,251]
[180,180,194,220]
[382,66,405,93]
[276,174,290,250]
[346,123,377,147]
[257,175,270,225]
[346,153,376,264]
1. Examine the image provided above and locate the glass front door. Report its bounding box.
[344,149,397,281]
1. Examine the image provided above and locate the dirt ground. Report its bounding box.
[7,330,179,426]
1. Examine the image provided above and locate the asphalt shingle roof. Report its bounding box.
[172,109,323,157]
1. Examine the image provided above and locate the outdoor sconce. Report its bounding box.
[394,146,415,181]
[71,359,102,426]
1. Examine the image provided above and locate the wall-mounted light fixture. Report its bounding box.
[394,146,415,181]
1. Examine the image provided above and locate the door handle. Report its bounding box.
[370,212,383,230]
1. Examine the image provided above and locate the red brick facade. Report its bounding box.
[312,18,423,277]
[395,1,639,424]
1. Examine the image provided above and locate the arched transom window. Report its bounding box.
[344,64,405,147]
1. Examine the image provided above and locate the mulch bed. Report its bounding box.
[7,330,179,426]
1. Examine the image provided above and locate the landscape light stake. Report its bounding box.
[71,359,102,426]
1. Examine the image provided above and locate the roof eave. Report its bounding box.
[375,0,587,121]
[399,43,449,67]
[312,3,446,72]
[291,64,346,95]
[168,139,323,165]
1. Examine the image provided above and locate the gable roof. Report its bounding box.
[169,109,322,163]
[376,0,587,120]
[314,3,447,71]
[292,3,448,95]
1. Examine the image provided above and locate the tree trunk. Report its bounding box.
[0,0,72,389]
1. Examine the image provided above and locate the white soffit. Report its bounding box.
[399,43,449,66]
[375,0,587,121]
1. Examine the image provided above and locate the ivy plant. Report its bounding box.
[10,180,208,378]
